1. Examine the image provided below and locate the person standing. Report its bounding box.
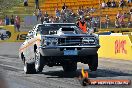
[62,3,66,10]
[15,16,20,32]
[35,0,39,9]
[37,9,42,21]
[105,15,110,28]
[24,0,28,6]
[44,11,49,23]
[10,15,14,25]
[55,8,60,18]
[77,16,87,33]
[4,15,10,25]
[40,14,44,24]
[115,17,120,28]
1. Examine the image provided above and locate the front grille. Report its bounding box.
[58,37,82,45]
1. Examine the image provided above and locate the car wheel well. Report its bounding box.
[34,44,37,53]
[21,53,24,61]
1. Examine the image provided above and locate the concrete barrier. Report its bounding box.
[98,35,132,60]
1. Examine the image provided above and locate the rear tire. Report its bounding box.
[62,62,77,72]
[88,54,98,71]
[35,50,44,73]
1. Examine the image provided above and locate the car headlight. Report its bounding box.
[43,37,58,46]
[82,37,96,44]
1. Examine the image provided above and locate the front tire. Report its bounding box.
[62,62,77,72]
[88,54,98,71]
[23,55,36,74]
[35,50,44,73]
[24,63,36,74]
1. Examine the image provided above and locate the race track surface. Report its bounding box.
[0,42,132,88]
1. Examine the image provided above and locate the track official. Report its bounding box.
[77,16,87,33]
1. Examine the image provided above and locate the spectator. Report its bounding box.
[49,16,54,23]
[119,0,125,9]
[116,11,121,19]
[81,6,85,13]
[55,8,60,18]
[107,0,111,7]
[85,7,90,14]
[105,15,110,28]
[127,12,131,22]
[24,0,28,6]
[101,1,106,9]
[123,12,127,18]
[37,9,42,21]
[4,15,9,25]
[62,3,66,10]
[15,16,20,32]
[77,7,84,16]
[85,14,92,28]
[69,9,75,17]
[77,16,87,33]
[91,16,98,31]
[35,0,39,9]
[44,11,49,23]
[40,14,44,24]
[111,0,116,7]
[90,7,95,13]
[60,12,66,23]
[77,7,81,15]
[10,15,14,25]
[129,7,132,15]
[115,17,120,28]
[119,13,125,27]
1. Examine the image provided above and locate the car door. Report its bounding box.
[25,32,33,63]
[23,35,30,62]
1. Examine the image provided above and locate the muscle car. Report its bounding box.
[19,23,100,74]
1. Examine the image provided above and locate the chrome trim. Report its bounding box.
[39,45,100,49]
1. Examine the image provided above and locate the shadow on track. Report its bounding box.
[40,69,132,78]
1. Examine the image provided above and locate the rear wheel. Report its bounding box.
[88,54,98,71]
[62,62,77,72]
[35,50,44,73]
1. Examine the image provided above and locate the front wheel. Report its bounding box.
[62,62,77,72]
[35,50,44,73]
[24,63,36,74]
[88,54,98,71]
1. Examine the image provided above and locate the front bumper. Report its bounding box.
[39,45,100,56]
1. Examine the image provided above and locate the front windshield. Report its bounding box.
[38,24,83,35]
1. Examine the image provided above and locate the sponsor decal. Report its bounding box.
[115,40,127,54]
[17,34,27,40]
[0,28,11,40]
[79,68,131,86]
